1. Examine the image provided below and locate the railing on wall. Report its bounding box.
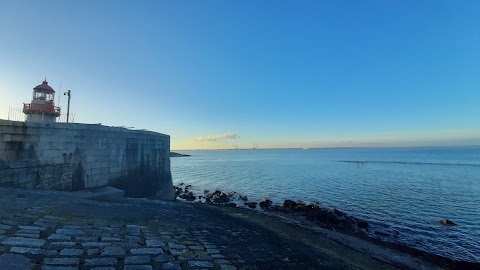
[7,107,75,123]
[23,103,61,115]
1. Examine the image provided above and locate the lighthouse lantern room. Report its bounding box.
[23,79,61,122]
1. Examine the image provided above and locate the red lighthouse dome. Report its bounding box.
[33,80,55,93]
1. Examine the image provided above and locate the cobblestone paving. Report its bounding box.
[0,209,242,270]
[0,188,386,270]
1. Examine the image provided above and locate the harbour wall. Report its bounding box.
[0,119,175,200]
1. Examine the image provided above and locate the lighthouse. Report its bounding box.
[23,79,61,122]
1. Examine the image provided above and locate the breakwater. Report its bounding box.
[0,119,174,199]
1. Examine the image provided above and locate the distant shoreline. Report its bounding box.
[171,145,480,151]
[170,152,191,157]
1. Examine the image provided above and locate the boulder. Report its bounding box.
[440,219,456,226]
[174,186,185,197]
[357,220,369,230]
[245,202,258,209]
[295,202,308,213]
[375,230,390,237]
[179,192,196,201]
[239,195,248,201]
[283,200,297,209]
[332,208,343,216]
[259,199,273,208]
[211,191,229,204]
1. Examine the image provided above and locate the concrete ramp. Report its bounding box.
[72,186,124,201]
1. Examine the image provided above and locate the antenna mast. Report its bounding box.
[57,82,62,107]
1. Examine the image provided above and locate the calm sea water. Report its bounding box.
[171,147,480,262]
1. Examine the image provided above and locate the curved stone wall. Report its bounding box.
[0,120,174,200]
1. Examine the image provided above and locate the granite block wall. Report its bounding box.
[0,119,175,200]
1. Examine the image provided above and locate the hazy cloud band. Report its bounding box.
[193,133,238,142]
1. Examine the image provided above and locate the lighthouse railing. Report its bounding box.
[23,103,61,115]
[7,107,74,123]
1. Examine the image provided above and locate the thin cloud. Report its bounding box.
[193,133,238,142]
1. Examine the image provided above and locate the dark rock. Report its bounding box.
[357,220,369,230]
[185,185,192,188]
[283,200,297,209]
[245,202,257,209]
[204,190,209,194]
[375,231,390,237]
[208,190,229,204]
[170,152,191,157]
[268,205,288,212]
[179,192,196,201]
[332,208,343,216]
[440,219,456,226]
[174,187,185,197]
[345,216,356,225]
[239,195,248,201]
[295,203,308,213]
[310,209,330,222]
[259,199,272,208]
[226,203,237,208]
[227,192,236,197]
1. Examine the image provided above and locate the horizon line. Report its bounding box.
[171,144,480,151]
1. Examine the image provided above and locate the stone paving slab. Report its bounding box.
[125,255,151,264]
[44,257,80,265]
[84,257,118,266]
[59,248,83,256]
[123,265,153,270]
[0,253,33,270]
[41,266,79,270]
[101,246,126,256]
[48,234,72,241]
[2,237,46,247]
[130,247,163,255]
[0,187,414,270]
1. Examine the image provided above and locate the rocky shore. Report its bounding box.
[175,184,372,236]
[174,183,479,270]
[0,184,477,270]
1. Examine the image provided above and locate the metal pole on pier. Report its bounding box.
[64,90,71,123]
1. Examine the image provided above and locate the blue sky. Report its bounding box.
[0,1,479,149]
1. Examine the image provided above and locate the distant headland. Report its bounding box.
[170,152,191,157]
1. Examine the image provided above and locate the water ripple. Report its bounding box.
[172,147,480,262]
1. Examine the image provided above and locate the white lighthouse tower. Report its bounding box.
[23,79,61,122]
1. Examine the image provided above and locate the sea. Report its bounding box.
[171,146,480,262]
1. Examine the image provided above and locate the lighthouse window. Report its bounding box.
[34,92,46,100]
[34,92,54,101]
